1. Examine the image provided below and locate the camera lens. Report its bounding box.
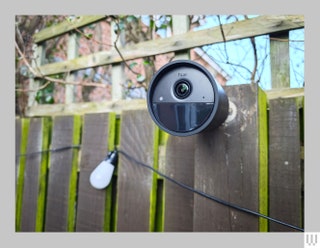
[174,80,192,99]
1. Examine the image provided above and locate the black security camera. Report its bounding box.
[147,60,229,137]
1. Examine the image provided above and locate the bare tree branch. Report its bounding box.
[64,16,141,77]
[15,41,108,92]
[217,15,229,63]
[110,16,141,76]
[244,15,258,83]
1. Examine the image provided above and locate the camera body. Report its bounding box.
[147,60,229,137]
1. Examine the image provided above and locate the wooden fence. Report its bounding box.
[15,15,304,232]
[24,14,304,115]
[15,84,304,232]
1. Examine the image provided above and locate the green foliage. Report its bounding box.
[129,62,138,68]
[35,81,55,104]
[84,33,93,40]
[136,74,145,83]
[143,59,153,66]
[35,74,64,104]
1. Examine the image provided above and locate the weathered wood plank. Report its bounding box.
[116,109,157,231]
[25,88,305,117]
[44,115,81,231]
[26,99,147,117]
[15,118,22,189]
[172,15,190,60]
[193,84,268,231]
[265,87,304,104]
[65,33,78,103]
[28,44,44,107]
[270,32,290,88]
[16,118,29,231]
[163,135,195,231]
[20,117,50,231]
[268,98,303,231]
[75,112,116,231]
[34,15,304,76]
[33,15,107,43]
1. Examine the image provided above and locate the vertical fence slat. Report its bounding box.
[15,89,304,233]
[15,118,22,191]
[172,15,190,60]
[116,109,157,231]
[16,118,30,231]
[28,44,44,107]
[75,113,116,231]
[193,84,268,231]
[44,115,81,231]
[20,117,50,231]
[65,33,78,104]
[268,98,303,231]
[162,135,195,231]
[270,31,290,88]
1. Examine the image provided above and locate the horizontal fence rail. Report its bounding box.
[15,84,304,232]
[33,15,304,77]
[24,15,304,107]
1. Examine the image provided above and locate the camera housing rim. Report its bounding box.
[147,60,229,136]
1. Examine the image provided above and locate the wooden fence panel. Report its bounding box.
[75,113,116,231]
[193,84,268,231]
[14,87,304,232]
[116,109,158,231]
[32,15,303,78]
[268,97,303,231]
[19,117,50,231]
[44,115,81,231]
[163,135,195,231]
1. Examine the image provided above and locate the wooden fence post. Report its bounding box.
[268,97,303,231]
[172,15,190,60]
[270,31,290,88]
[65,33,79,104]
[193,84,268,231]
[28,44,44,106]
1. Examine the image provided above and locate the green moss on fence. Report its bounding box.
[15,118,30,231]
[149,126,160,231]
[35,117,51,232]
[67,115,82,231]
[258,87,269,232]
[104,112,116,232]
